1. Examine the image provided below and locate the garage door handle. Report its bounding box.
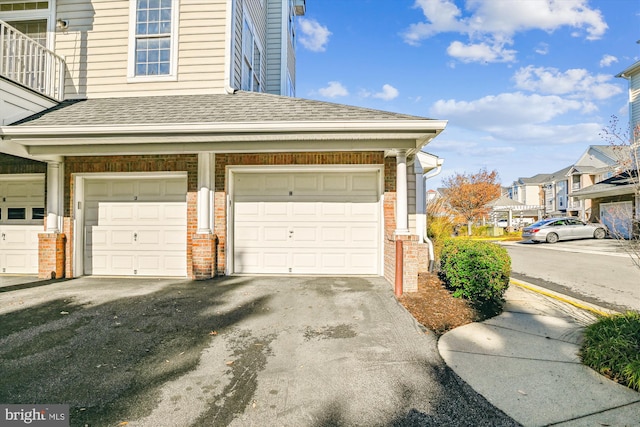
[1,233,4,240]
[133,233,137,242]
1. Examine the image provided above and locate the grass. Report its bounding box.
[580,311,640,391]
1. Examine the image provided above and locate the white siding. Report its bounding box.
[265,0,283,94]
[407,172,416,233]
[55,0,229,98]
[630,72,640,131]
[0,79,57,125]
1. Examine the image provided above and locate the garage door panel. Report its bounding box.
[84,177,187,277]
[112,181,135,198]
[235,250,289,274]
[1,251,38,273]
[263,226,289,243]
[235,225,261,243]
[0,176,44,274]
[233,171,380,275]
[263,175,289,194]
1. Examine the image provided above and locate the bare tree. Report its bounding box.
[441,168,501,236]
[600,117,640,269]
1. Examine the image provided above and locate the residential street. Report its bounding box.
[0,276,517,427]
[502,239,640,312]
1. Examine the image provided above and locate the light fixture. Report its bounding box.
[56,19,68,30]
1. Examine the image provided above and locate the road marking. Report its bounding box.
[510,278,618,317]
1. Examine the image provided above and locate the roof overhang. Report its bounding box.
[0,119,447,159]
[571,185,636,200]
[616,60,640,79]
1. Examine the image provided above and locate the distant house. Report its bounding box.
[539,166,571,218]
[566,145,619,220]
[509,175,547,209]
[0,1,447,292]
[570,60,639,238]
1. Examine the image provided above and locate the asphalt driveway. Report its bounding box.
[0,276,518,427]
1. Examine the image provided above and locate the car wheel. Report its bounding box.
[594,228,606,239]
[546,233,559,244]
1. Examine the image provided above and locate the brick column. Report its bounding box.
[38,233,66,279]
[192,234,217,280]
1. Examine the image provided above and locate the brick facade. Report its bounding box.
[38,233,65,279]
[20,151,427,291]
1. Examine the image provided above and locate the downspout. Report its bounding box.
[223,0,237,94]
[422,161,443,272]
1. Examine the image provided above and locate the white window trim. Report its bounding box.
[127,0,179,82]
[0,0,56,51]
[240,12,264,92]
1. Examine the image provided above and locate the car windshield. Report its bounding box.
[528,219,555,228]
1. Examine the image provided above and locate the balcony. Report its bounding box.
[0,20,65,101]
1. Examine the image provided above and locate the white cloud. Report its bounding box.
[298,18,331,52]
[318,81,348,98]
[535,43,549,55]
[513,66,623,100]
[402,0,466,46]
[599,54,618,67]
[430,92,584,129]
[372,84,399,100]
[429,90,605,147]
[403,0,607,63]
[447,41,516,63]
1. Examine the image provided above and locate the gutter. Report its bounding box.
[223,0,237,94]
[422,158,444,272]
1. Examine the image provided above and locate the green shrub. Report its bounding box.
[439,239,511,306]
[580,311,640,391]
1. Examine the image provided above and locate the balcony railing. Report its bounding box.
[0,20,65,101]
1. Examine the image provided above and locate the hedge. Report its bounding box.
[440,239,511,305]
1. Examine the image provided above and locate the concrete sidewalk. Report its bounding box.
[439,282,640,427]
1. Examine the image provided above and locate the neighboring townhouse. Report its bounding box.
[539,166,570,217]
[571,60,640,238]
[0,0,447,291]
[509,174,546,207]
[566,145,618,220]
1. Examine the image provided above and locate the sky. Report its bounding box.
[294,0,640,190]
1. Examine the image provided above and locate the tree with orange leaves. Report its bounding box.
[441,168,501,236]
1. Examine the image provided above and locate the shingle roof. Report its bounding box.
[10,91,433,127]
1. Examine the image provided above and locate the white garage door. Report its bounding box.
[0,175,44,274]
[84,177,187,276]
[600,201,633,239]
[233,170,380,274]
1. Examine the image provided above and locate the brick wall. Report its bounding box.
[0,153,46,174]
[38,233,65,279]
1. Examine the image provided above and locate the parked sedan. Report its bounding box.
[522,217,607,243]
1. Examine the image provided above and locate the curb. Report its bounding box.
[509,277,618,317]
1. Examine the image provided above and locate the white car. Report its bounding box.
[521,217,607,243]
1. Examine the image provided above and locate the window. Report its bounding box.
[241,16,263,92]
[288,0,295,46]
[7,208,25,220]
[0,1,48,12]
[32,207,44,220]
[129,0,177,79]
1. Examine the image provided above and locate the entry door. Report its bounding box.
[0,175,44,274]
[84,177,187,276]
[233,171,380,275]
